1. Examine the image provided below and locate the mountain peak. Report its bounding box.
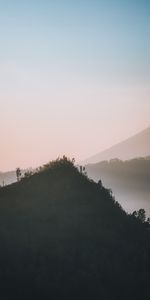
[83,127,150,164]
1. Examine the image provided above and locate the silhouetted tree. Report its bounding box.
[138,209,146,223]
[16,168,21,182]
[132,211,138,218]
[98,179,102,188]
[24,170,33,178]
[72,158,75,164]
[132,209,146,223]
[80,166,83,173]
[147,217,150,224]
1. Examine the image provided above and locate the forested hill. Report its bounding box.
[0,157,150,299]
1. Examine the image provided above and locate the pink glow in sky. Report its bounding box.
[0,1,150,171]
[0,61,149,171]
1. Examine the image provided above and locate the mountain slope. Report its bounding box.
[0,169,27,186]
[86,157,150,214]
[0,170,16,186]
[0,157,150,299]
[83,127,150,164]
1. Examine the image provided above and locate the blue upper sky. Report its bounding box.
[0,0,150,81]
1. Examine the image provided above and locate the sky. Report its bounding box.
[0,0,150,171]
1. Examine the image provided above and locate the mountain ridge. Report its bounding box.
[0,157,150,299]
[82,126,150,164]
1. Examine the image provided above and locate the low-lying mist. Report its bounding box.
[86,157,150,215]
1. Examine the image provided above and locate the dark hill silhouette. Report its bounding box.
[0,157,150,299]
[85,156,150,214]
[83,127,150,164]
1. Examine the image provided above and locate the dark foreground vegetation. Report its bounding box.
[0,157,150,299]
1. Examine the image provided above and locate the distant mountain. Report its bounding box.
[0,169,27,186]
[86,156,150,214]
[0,170,16,186]
[0,157,150,299]
[83,127,150,164]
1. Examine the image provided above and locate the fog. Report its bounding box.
[86,157,150,216]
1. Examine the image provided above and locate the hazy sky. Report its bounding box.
[0,0,150,171]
